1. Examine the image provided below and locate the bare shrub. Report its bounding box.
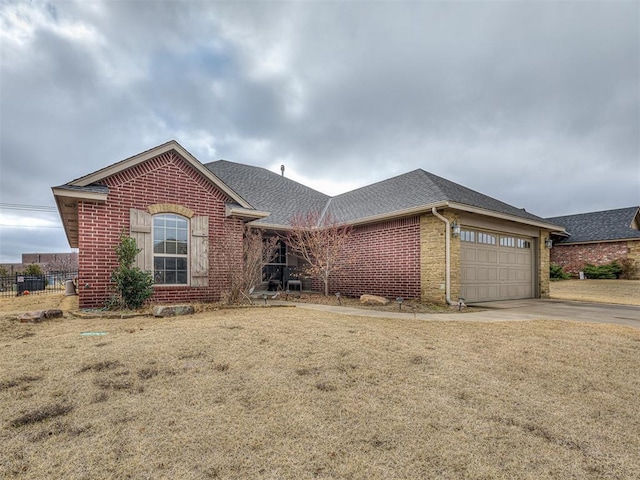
[285,212,354,295]
[219,222,279,304]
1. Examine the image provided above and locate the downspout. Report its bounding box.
[431,207,455,306]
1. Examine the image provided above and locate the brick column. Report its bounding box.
[627,240,640,279]
[420,211,460,305]
[539,231,550,298]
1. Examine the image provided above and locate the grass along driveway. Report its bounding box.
[2,307,639,479]
[550,279,640,306]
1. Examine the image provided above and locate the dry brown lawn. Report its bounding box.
[550,279,640,306]
[1,294,639,479]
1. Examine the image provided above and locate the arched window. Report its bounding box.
[153,213,188,284]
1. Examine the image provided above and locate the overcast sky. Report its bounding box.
[0,0,638,263]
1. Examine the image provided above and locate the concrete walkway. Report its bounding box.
[270,298,640,328]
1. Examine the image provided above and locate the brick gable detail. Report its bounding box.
[77,152,243,308]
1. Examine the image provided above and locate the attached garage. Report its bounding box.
[460,228,535,302]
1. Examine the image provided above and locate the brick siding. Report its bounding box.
[77,151,244,308]
[325,217,421,299]
[550,241,636,277]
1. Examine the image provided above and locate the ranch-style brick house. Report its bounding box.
[53,141,564,309]
[547,206,640,279]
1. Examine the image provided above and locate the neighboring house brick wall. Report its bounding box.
[328,216,421,299]
[77,151,244,308]
[550,241,632,276]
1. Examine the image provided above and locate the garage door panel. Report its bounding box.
[478,267,498,281]
[462,249,477,262]
[517,253,531,265]
[461,267,476,281]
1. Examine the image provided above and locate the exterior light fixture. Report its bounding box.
[396,297,404,310]
[545,237,553,249]
[335,292,341,305]
[262,293,268,305]
[451,221,461,238]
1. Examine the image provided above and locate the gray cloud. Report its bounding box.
[0,0,638,262]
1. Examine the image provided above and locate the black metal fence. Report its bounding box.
[0,271,78,297]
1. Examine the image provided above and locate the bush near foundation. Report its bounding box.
[583,261,622,279]
[550,263,571,281]
[107,232,153,310]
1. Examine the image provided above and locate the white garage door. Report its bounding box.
[460,229,534,302]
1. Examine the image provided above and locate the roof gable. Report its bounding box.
[65,140,251,208]
[52,141,264,247]
[547,206,640,244]
[327,169,548,225]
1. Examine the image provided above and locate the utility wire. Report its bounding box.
[0,203,58,212]
[0,224,62,229]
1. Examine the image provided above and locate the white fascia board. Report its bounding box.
[447,202,567,233]
[225,205,270,220]
[52,187,108,203]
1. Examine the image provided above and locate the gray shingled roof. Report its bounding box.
[547,207,640,244]
[328,169,546,224]
[205,160,330,226]
[206,161,550,227]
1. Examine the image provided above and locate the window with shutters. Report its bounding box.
[153,214,189,284]
[130,207,209,288]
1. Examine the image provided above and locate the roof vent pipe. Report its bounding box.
[431,207,455,306]
[280,165,285,177]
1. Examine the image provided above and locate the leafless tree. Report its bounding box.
[45,252,79,273]
[220,222,279,304]
[285,212,353,296]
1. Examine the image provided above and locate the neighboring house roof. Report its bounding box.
[207,160,560,230]
[547,206,640,244]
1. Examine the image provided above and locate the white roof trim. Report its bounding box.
[52,187,108,203]
[447,202,566,232]
[225,205,270,220]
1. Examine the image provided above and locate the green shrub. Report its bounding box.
[107,231,153,310]
[582,261,623,279]
[23,264,43,276]
[550,263,571,281]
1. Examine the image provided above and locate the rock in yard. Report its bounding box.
[19,311,45,323]
[18,309,63,323]
[152,305,195,317]
[360,294,390,306]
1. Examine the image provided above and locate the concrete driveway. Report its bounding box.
[276,299,640,328]
[466,299,640,328]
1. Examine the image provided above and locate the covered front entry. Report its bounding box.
[460,228,535,302]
